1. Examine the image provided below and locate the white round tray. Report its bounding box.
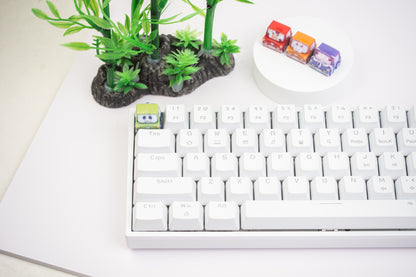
[253,16,354,104]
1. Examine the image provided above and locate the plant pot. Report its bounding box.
[171,81,184,93]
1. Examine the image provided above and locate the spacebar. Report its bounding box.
[241,200,416,230]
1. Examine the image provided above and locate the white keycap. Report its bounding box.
[197,177,224,205]
[274,104,298,132]
[407,152,416,175]
[254,177,282,200]
[134,177,196,205]
[341,128,369,155]
[409,105,416,128]
[381,105,407,132]
[204,129,230,156]
[132,202,168,231]
[397,128,416,155]
[246,105,271,132]
[190,105,215,133]
[239,153,266,180]
[259,129,286,156]
[205,201,240,230]
[314,128,341,155]
[378,152,406,179]
[310,177,339,200]
[241,200,416,230]
[226,177,253,204]
[135,129,174,155]
[176,129,203,155]
[169,201,203,231]
[367,176,395,200]
[295,152,322,180]
[164,104,188,132]
[353,105,380,133]
[350,152,378,179]
[287,128,313,156]
[395,176,416,200]
[211,153,238,181]
[326,105,353,132]
[183,153,209,180]
[267,152,294,180]
[323,152,350,179]
[231,128,258,156]
[339,176,367,200]
[282,176,310,200]
[218,105,243,133]
[135,153,181,178]
[299,104,325,133]
[369,128,397,155]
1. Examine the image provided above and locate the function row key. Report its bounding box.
[163,104,416,133]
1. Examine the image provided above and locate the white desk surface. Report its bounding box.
[1,0,416,276]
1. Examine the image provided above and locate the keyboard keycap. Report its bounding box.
[367,176,395,200]
[183,153,209,180]
[395,176,416,200]
[353,105,380,133]
[135,153,181,178]
[339,176,367,200]
[295,152,322,180]
[369,128,397,155]
[409,105,416,128]
[176,129,203,155]
[164,104,188,132]
[241,200,416,230]
[378,152,406,179]
[134,177,196,205]
[133,202,168,231]
[239,152,266,180]
[205,201,240,230]
[341,128,369,155]
[211,153,238,181]
[191,105,215,133]
[274,104,298,132]
[254,177,282,200]
[397,128,416,155]
[226,177,253,204]
[282,176,310,200]
[204,129,230,156]
[407,152,416,175]
[326,105,353,132]
[246,105,271,132]
[232,128,258,156]
[314,128,341,155]
[310,176,339,200]
[218,105,243,133]
[197,177,224,204]
[267,152,294,180]
[259,129,286,156]
[135,129,174,155]
[322,152,350,179]
[380,105,407,132]
[350,152,378,180]
[299,104,325,133]
[169,201,203,231]
[287,128,313,156]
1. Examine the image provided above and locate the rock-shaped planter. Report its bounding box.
[91,34,235,108]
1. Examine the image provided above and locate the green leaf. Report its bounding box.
[234,0,254,4]
[159,0,168,10]
[46,1,60,18]
[32,9,49,20]
[82,15,113,29]
[63,26,84,36]
[68,15,83,21]
[134,83,148,89]
[96,52,126,60]
[61,42,91,51]
[124,15,131,32]
[103,0,111,8]
[85,0,99,16]
[48,20,74,29]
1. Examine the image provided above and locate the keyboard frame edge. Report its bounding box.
[125,108,416,249]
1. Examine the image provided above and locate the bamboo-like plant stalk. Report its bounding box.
[102,0,115,89]
[203,0,217,52]
[149,0,161,61]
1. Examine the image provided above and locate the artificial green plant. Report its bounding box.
[212,33,240,66]
[162,49,200,88]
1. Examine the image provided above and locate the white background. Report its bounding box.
[1,0,416,276]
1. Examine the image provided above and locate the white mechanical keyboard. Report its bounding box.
[125,104,416,248]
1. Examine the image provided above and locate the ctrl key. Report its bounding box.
[133,202,167,231]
